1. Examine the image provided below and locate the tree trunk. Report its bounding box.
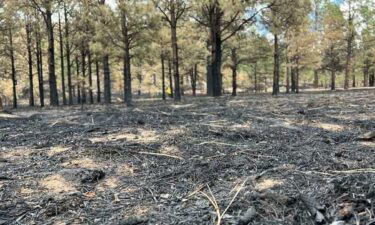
[210,20,222,97]
[9,28,17,109]
[170,6,181,101]
[291,67,296,93]
[81,49,87,104]
[45,5,59,106]
[352,67,356,88]
[121,13,132,106]
[76,56,81,104]
[313,70,319,89]
[206,55,213,96]
[168,58,174,98]
[272,34,280,95]
[192,64,198,96]
[370,71,375,87]
[363,60,369,87]
[64,2,73,105]
[161,56,166,100]
[58,12,66,105]
[286,58,290,94]
[88,51,94,104]
[96,60,101,103]
[231,49,238,97]
[103,55,111,104]
[296,59,300,93]
[254,62,258,93]
[344,10,354,90]
[26,23,35,107]
[331,70,336,91]
[36,27,44,107]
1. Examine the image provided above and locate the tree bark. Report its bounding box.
[26,23,35,107]
[45,3,59,106]
[81,48,87,104]
[103,55,111,104]
[96,60,101,103]
[210,17,223,97]
[254,62,258,93]
[344,6,354,90]
[168,58,174,98]
[170,9,181,101]
[88,51,94,104]
[76,56,81,104]
[272,34,280,95]
[64,2,73,105]
[121,12,132,106]
[231,48,237,97]
[9,28,17,109]
[36,26,44,107]
[161,56,166,100]
[58,12,66,105]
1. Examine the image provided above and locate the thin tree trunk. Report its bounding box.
[272,34,280,95]
[192,64,198,96]
[170,7,181,101]
[161,56,166,100]
[36,27,44,107]
[88,51,94,104]
[26,23,35,107]
[9,28,17,109]
[352,67,356,88]
[313,70,319,89]
[286,57,290,94]
[76,56,81,104]
[231,48,237,97]
[344,7,354,90]
[96,60,101,103]
[81,49,87,104]
[103,55,111,104]
[64,2,73,105]
[168,58,174,98]
[370,71,375,87]
[291,67,296,93]
[363,60,369,87]
[45,5,59,106]
[58,12,66,105]
[254,62,258,93]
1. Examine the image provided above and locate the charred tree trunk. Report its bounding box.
[170,9,181,101]
[344,8,354,90]
[103,55,111,104]
[36,27,44,107]
[206,55,213,96]
[58,12,66,105]
[272,34,280,95]
[81,49,87,104]
[9,28,17,109]
[210,20,223,97]
[291,67,296,93]
[121,12,132,106]
[64,2,73,105]
[96,60,101,103]
[161,55,166,100]
[88,51,94,104]
[45,4,59,106]
[168,58,174,98]
[76,56,81,104]
[370,71,375,87]
[192,63,198,96]
[231,49,238,97]
[26,23,35,107]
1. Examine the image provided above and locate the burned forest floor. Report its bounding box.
[1,90,375,225]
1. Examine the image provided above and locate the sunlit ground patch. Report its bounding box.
[311,123,345,132]
[0,113,20,119]
[255,178,284,191]
[40,174,77,194]
[89,129,159,144]
[97,176,119,191]
[117,164,136,176]
[48,146,70,157]
[160,145,182,157]
[61,158,105,170]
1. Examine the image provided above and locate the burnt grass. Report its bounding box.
[0,90,374,225]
